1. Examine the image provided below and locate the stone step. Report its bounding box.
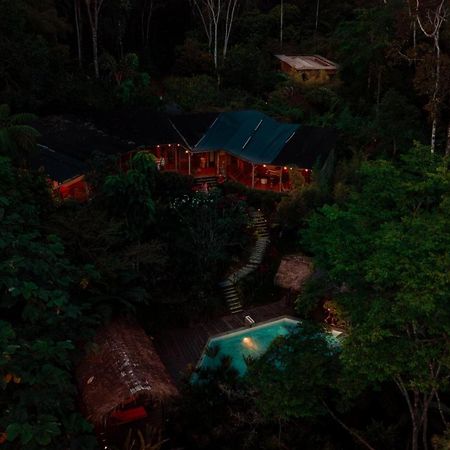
[223,286,235,291]
[228,299,242,305]
[252,252,265,258]
[220,209,270,313]
[249,260,263,265]
[228,301,242,308]
[254,244,267,249]
[224,292,237,297]
[236,266,253,275]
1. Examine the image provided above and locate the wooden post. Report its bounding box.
[188,152,191,175]
[175,147,178,171]
[252,164,255,189]
[279,167,282,192]
[216,152,220,175]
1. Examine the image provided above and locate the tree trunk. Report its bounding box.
[145,0,153,48]
[422,403,429,450]
[141,0,154,49]
[416,0,446,153]
[92,27,99,78]
[430,34,441,154]
[376,68,382,118]
[280,0,284,50]
[74,0,82,67]
[410,390,420,450]
[223,0,238,59]
[212,1,220,72]
[430,117,437,154]
[85,0,104,79]
[446,120,450,156]
[118,20,124,58]
[315,0,320,32]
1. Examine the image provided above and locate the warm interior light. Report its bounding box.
[263,164,266,168]
[242,336,258,351]
[185,150,189,154]
[283,166,288,170]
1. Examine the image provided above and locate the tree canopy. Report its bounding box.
[303,147,450,450]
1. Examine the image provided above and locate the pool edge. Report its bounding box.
[196,315,301,372]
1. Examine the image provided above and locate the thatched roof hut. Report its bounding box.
[77,319,178,427]
[274,254,312,292]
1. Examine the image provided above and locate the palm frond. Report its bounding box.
[9,113,37,125]
[8,125,40,138]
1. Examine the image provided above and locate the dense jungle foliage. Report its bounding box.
[1,0,450,449]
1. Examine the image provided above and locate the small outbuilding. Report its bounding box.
[275,54,338,83]
[77,319,178,429]
[274,254,313,292]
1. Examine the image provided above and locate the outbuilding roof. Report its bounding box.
[275,55,338,71]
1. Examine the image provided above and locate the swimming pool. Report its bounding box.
[197,317,301,376]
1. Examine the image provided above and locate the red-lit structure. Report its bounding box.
[53,174,90,202]
[122,144,311,193]
[33,110,336,200]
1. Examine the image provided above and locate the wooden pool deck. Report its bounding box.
[154,300,295,383]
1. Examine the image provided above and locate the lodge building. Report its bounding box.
[33,110,337,200]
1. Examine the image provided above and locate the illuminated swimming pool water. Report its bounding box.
[197,318,301,376]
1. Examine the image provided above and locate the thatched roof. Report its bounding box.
[274,255,312,291]
[77,319,178,427]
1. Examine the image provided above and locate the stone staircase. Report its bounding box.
[219,209,270,314]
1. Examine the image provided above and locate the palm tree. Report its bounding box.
[0,104,40,164]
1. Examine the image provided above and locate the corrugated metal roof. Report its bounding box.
[275,54,338,71]
[194,110,299,164]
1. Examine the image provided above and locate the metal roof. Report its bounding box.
[194,110,299,164]
[275,55,338,71]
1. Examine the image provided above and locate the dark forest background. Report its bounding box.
[1,0,449,155]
